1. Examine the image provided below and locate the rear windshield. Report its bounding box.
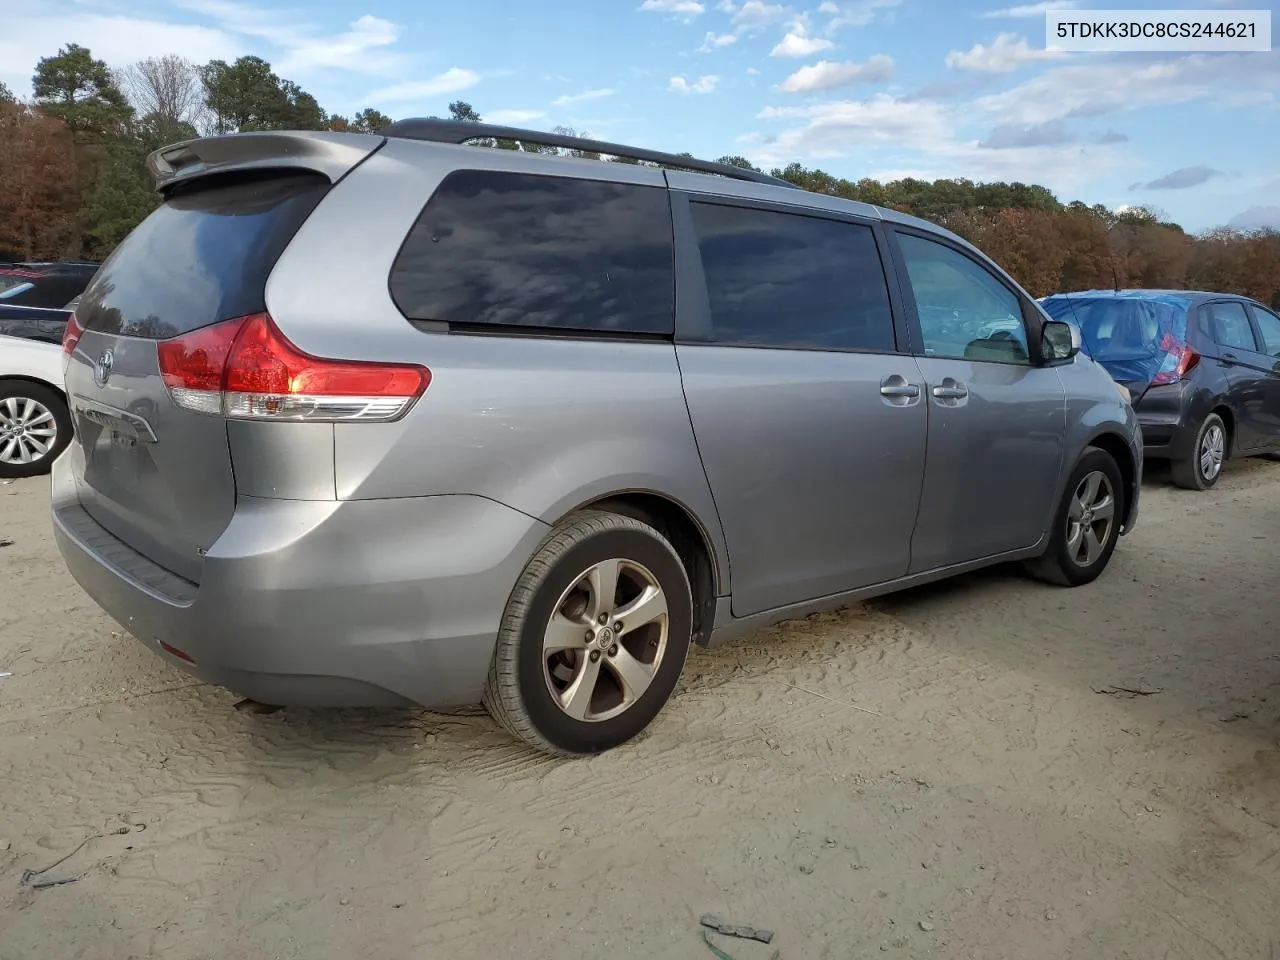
[77,172,330,339]
[1042,295,1189,375]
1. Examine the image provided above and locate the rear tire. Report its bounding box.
[1025,446,1125,587]
[483,510,693,756]
[0,380,72,479]
[1171,413,1226,491]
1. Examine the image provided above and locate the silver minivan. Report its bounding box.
[52,121,1141,756]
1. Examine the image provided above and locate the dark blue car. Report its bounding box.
[1041,289,1280,490]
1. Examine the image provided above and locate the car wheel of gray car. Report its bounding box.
[1025,446,1125,588]
[1171,412,1226,491]
[483,510,694,756]
[0,380,72,480]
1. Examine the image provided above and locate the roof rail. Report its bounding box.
[380,118,797,190]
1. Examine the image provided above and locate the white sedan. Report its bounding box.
[0,333,69,478]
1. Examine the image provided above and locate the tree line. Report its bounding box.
[1,43,1276,307]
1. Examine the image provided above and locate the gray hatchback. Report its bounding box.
[52,121,1141,755]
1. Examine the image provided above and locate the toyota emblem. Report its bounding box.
[93,349,114,388]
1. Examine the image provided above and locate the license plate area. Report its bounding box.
[73,397,158,492]
[72,397,158,445]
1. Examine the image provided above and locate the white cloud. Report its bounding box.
[824,0,902,31]
[367,67,480,103]
[552,87,616,106]
[778,55,894,92]
[669,74,720,94]
[975,51,1280,125]
[0,0,439,116]
[639,0,705,16]
[771,28,835,57]
[747,66,762,75]
[176,0,407,76]
[0,12,242,97]
[718,0,737,9]
[732,1,790,30]
[757,95,950,153]
[176,0,289,41]
[274,15,400,75]
[699,31,738,50]
[751,93,1124,192]
[486,109,547,125]
[980,0,1080,18]
[945,33,1066,73]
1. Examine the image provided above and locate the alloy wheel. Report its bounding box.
[542,558,670,722]
[1065,470,1115,568]
[0,396,58,466]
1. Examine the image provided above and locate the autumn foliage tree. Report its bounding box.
[0,100,83,258]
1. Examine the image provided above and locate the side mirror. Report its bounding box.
[1041,319,1081,363]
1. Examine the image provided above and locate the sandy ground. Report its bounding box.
[1,463,1279,960]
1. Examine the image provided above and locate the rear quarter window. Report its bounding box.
[1202,301,1257,352]
[390,170,675,335]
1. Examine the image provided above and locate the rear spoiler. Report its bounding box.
[146,131,386,194]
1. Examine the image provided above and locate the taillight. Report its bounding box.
[1150,341,1199,386]
[62,314,83,357]
[156,313,430,422]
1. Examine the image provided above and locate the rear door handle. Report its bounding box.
[932,384,968,400]
[879,375,921,399]
[1222,353,1238,366]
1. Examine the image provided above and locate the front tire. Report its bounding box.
[483,510,693,756]
[0,380,72,479]
[1171,412,1226,490]
[1025,446,1125,587]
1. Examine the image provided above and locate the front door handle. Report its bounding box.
[879,375,921,401]
[932,382,968,400]
[880,383,921,399]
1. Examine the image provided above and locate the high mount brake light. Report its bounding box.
[156,313,430,422]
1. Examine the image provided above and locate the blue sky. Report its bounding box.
[3,0,1278,231]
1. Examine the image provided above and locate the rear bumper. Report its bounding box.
[52,454,549,708]
[1134,383,1197,461]
[1136,415,1197,461]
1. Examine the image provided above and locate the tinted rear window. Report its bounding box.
[390,170,674,335]
[77,172,330,339]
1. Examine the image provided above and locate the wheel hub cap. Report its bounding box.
[1200,426,1224,480]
